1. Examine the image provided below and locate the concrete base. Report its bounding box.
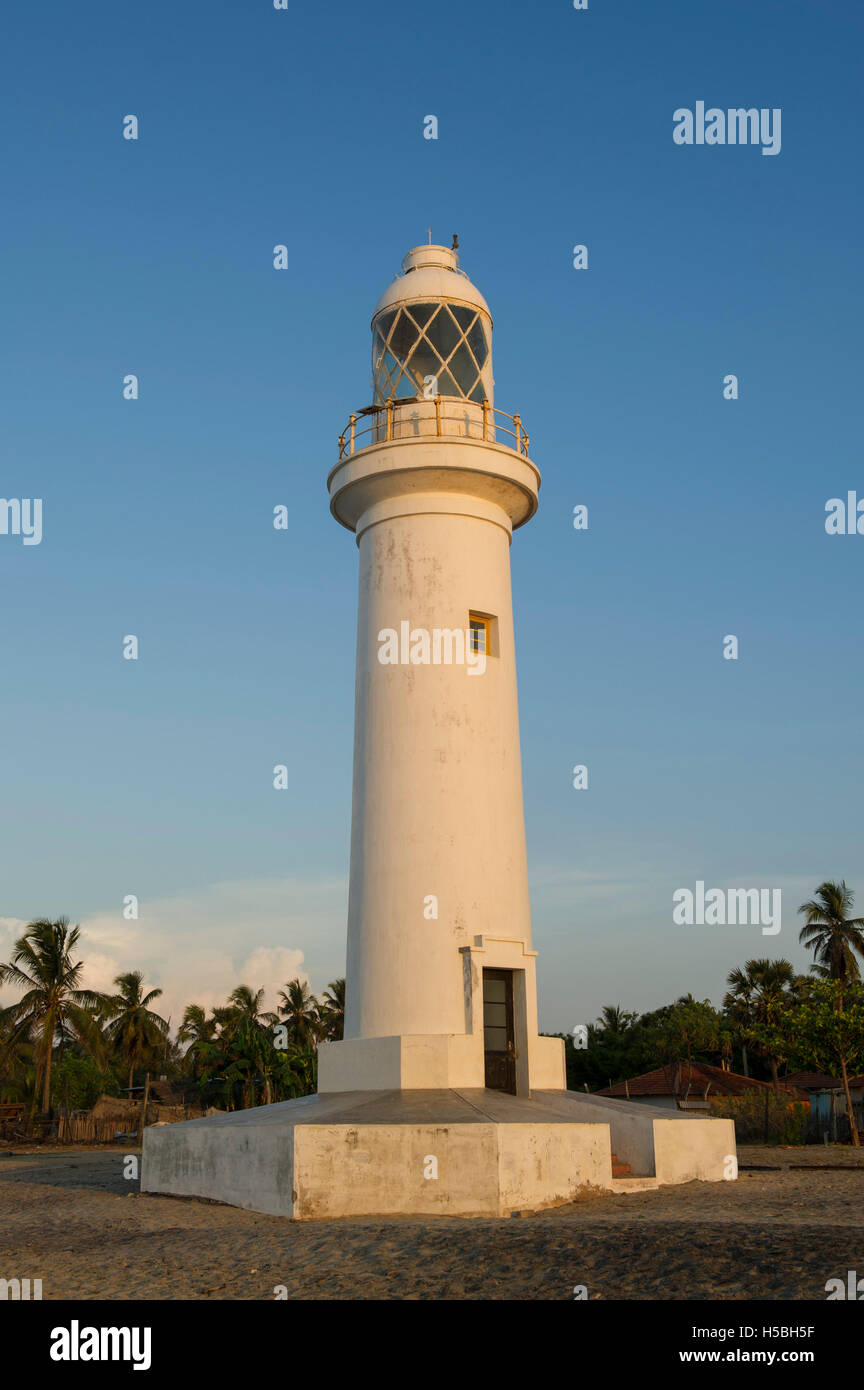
[317,1031,566,1093]
[141,1089,736,1220]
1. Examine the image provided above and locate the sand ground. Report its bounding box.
[1,1143,862,1300]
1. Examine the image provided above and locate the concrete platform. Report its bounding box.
[141,1088,736,1219]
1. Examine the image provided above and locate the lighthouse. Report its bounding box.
[141,243,736,1219]
[319,241,566,1096]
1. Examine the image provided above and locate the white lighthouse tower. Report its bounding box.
[319,241,566,1097]
[141,243,736,1220]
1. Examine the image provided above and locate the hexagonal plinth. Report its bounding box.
[141,1089,736,1219]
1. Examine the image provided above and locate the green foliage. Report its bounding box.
[722,959,803,1086]
[51,1052,113,1111]
[753,979,864,1078]
[101,971,170,1091]
[709,1092,810,1145]
[798,881,864,983]
[0,918,111,1114]
[645,997,723,1070]
[562,996,727,1092]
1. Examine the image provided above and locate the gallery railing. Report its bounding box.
[338,398,530,461]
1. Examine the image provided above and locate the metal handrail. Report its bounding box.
[337,397,530,461]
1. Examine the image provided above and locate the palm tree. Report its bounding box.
[0,1013,34,1100]
[798,882,864,986]
[214,986,279,1108]
[224,985,276,1028]
[317,979,345,1041]
[178,1004,217,1072]
[102,971,170,1093]
[799,882,864,1145]
[277,978,320,1048]
[0,918,107,1116]
[723,959,797,1090]
[598,1004,639,1036]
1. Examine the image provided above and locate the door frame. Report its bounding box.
[482,967,517,1095]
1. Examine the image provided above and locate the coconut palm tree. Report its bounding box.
[0,918,108,1116]
[723,958,797,1090]
[177,1004,217,1072]
[212,986,281,1108]
[277,978,320,1048]
[102,971,170,1094]
[798,881,864,986]
[223,985,276,1028]
[317,978,345,1041]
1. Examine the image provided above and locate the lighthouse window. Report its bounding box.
[469,615,489,655]
[372,303,491,403]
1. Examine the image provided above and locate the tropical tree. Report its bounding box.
[751,980,864,1146]
[277,978,320,1048]
[177,1003,218,1079]
[798,881,864,986]
[102,971,170,1093]
[0,919,108,1116]
[214,986,280,1108]
[317,978,345,1041]
[645,996,722,1090]
[0,1013,35,1102]
[723,959,797,1090]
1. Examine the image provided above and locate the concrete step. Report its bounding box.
[610,1175,660,1193]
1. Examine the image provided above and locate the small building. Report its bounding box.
[596,1062,807,1110]
[783,1070,864,1138]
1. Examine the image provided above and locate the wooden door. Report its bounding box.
[483,969,516,1093]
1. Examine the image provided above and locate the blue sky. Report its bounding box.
[1,0,862,1031]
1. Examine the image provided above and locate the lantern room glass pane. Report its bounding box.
[393,373,417,398]
[446,343,479,395]
[388,311,416,366]
[405,302,437,329]
[466,319,489,369]
[377,309,397,342]
[450,305,476,332]
[425,306,461,360]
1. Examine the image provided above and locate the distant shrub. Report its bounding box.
[51,1054,113,1112]
[709,1092,809,1145]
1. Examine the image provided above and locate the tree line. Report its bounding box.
[0,917,344,1119]
[2,879,864,1141]
[560,881,864,1144]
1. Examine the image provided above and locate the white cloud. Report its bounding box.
[0,879,347,1027]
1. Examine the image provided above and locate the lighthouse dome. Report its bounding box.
[371,244,493,406]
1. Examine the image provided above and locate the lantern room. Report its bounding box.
[371,244,494,406]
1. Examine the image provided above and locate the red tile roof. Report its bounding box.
[783,1071,864,1091]
[596,1061,808,1101]
[782,1070,842,1090]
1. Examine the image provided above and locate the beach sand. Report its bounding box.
[1,1143,862,1300]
